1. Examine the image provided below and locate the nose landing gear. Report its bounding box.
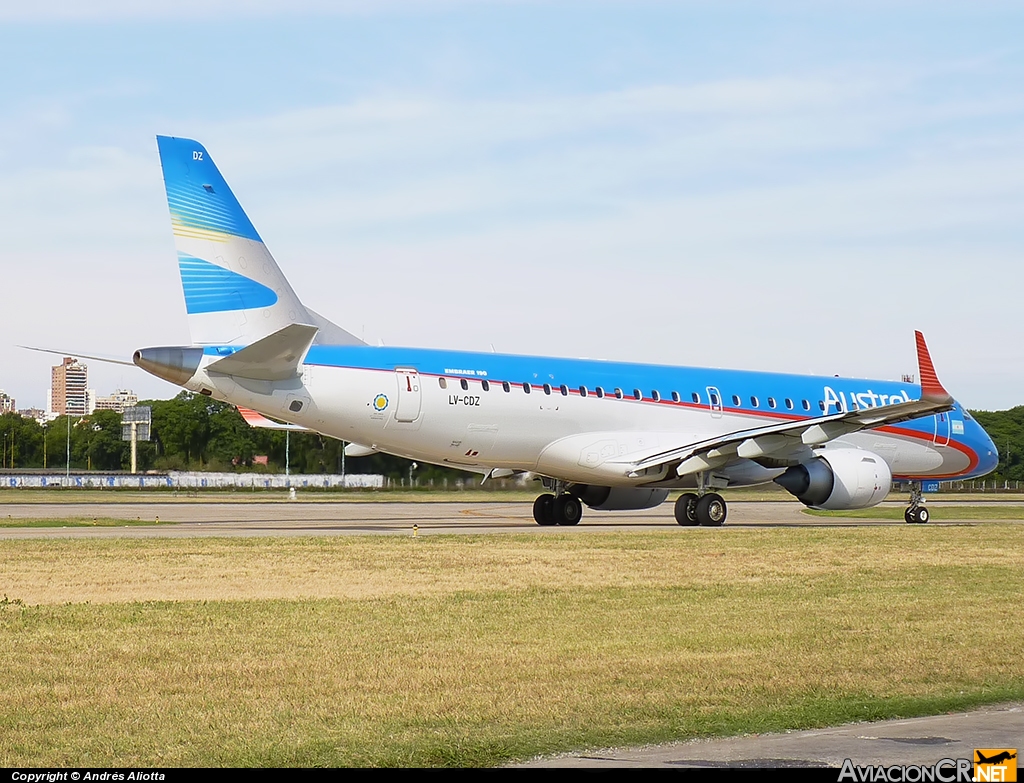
[905,481,930,524]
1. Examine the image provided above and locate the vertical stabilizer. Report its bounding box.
[156,136,363,347]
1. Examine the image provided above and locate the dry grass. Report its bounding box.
[1,526,1023,766]
[0,517,169,528]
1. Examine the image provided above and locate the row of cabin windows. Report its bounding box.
[437,376,825,412]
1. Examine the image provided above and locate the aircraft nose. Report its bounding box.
[976,424,1000,477]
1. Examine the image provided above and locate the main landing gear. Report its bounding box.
[533,481,583,526]
[673,492,727,527]
[904,481,930,524]
[673,471,728,527]
[532,493,583,526]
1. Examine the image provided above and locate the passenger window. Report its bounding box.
[768,397,776,409]
[543,383,551,395]
[710,392,720,406]
[671,391,680,403]
[785,398,793,410]
[481,380,489,391]
[522,383,531,394]
[802,399,810,411]
[502,381,510,393]
[732,395,741,406]
[651,390,661,402]
[751,396,759,408]
[691,392,700,404]
[596,387,605,398]
[818,400,825,412]
[614,388,623,399]
[579,386,588,398]
[460,378,469,391]
[438,377,447,389]
[560,384,569,396]
[633,389,642,400]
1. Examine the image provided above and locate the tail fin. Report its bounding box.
[156,136,363,347]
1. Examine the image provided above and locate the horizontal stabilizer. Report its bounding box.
[307,307,365,346]
[237,406,309,431]
[206,323,318,381]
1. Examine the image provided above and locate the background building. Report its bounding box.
[93,389,138,413]
[0,390,15,414]
[49,357,89,417]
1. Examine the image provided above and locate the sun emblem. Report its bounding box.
[373,394,389,412]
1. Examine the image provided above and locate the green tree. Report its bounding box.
[971,407,1024,482]
[0,413,43,468]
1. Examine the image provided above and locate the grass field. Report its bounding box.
[0,517,172,528]
[1,525,1022,767]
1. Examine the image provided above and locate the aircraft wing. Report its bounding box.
[619,331,954,479]
[18,345,136,367]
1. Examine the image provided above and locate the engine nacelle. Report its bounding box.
[570,484,670,511]
[774,448,892,510]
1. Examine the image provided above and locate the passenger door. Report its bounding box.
[395,369,422,423]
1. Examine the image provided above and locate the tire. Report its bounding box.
[533,494,556,526]
[914,506,930,524]
[674,493,699,526]
[554,494,583,526]
[696,493,727,527]
[904,508,913,524]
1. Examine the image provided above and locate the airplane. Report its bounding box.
[975,751,1016,766]
[131,135,999,527]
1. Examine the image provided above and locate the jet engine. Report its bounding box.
[774,448,891,510]
[570,485,670,511]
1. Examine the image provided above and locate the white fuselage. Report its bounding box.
[181,350,982,489]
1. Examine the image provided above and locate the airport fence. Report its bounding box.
[0,472,384,490]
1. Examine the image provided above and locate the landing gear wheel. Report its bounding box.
[905,481,928,524]
[554,494,583,526]
[696,493,727,527]
[674,493,699,526]
[533,494,556,526]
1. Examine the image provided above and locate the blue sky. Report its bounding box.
[1,1,1022,410]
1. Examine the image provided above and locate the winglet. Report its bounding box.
[915,331,952,403]
[237,406,308,431]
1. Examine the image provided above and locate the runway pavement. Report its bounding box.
[1,498,1018,538]
[513,702,1024,768]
